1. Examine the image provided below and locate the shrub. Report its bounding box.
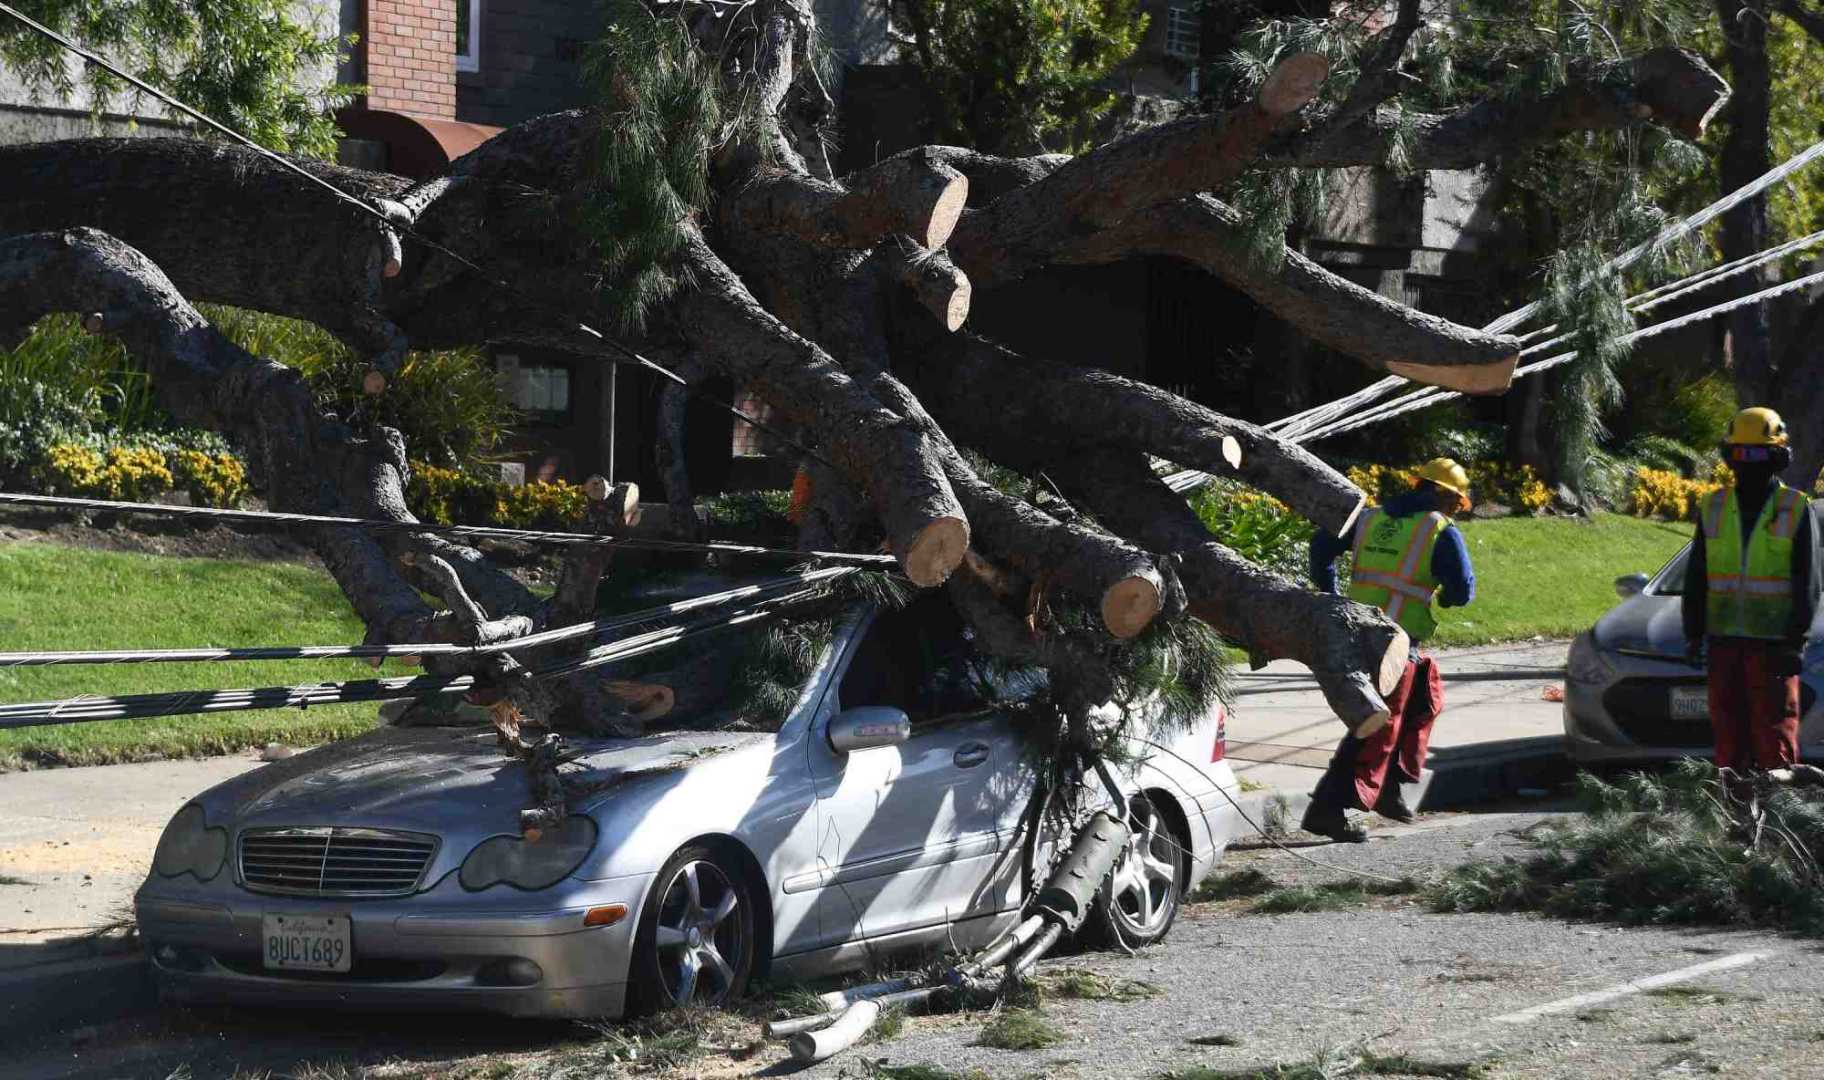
[39,443,174,502]
[1624,465,1728,521]
[1189,480,1313,576]
[406,462,589,529]
[203,306,518,472]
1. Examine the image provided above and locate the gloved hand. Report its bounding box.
[1769,647,1804,678]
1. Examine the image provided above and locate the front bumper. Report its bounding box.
[136,872,653,1020]
[1563,653,1824,765]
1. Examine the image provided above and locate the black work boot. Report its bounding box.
[1374,783,1416,824]
[1300,802,1369,843]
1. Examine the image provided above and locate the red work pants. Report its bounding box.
[1314,655,1443,811]
[1705,637,1800,771]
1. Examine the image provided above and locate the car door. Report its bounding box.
[799,596,1011,949]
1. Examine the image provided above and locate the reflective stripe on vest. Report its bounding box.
[1701,482,1810,639]
[1347,507,1446,641]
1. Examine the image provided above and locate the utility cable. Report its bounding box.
[1261,140,1824,441]
[0,588,814,729]
[1132,736,1408,885]
[0,491,896,566]
[1298,262,1824,443]
[0,566,854,667]
[0,0,828,467]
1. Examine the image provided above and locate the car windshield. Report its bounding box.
[593,574,843,734]
[1651,545,1692,596]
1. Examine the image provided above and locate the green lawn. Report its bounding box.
[0,543,389,770]
[1430,512,1692,646]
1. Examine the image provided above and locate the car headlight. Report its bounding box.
[459,816,598,891]
[1566,633,1615,685]
[152,804,228,882]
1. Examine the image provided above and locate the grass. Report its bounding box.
[1430,512,1689,646]
[0,543,394,769]
[1249,877,1422,914]
[1429,760,1824,936]
[1193,867,1278,902]
[1038,967,1161,1003]
[974,1007,1065,1050]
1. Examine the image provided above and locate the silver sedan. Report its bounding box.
[136,595,1241,1018]
[1563,542,1824,765]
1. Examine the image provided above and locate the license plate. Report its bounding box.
[262,913,351,973]
[1670,685,1709,721]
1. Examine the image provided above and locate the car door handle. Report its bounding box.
[954,743,990,769]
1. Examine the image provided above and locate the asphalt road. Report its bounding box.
[15,805,1824,1079]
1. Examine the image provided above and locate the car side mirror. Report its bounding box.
[1614,572,1650,598]
[828,707,911,754]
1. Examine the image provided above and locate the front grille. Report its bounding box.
[239,827,437,897]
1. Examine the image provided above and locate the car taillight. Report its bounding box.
[1211,707,1226,763]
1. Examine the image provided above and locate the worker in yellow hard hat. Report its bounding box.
[1304,457,1477,842]
[1683,407,1819,779]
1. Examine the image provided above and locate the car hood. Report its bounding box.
[199,724,772,833]
[1592,592,1688,660]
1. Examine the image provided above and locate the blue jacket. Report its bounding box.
[1309,490,1476,608]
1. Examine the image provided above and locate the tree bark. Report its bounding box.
[1275,47,1730,169]
[1060,195,1521,393]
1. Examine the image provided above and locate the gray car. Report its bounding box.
[136,593,1241,1019]
[1563,542,1824,765]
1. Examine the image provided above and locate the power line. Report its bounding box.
[0,0,828,468]
[0,491,896,566]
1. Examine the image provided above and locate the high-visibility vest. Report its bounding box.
[1699,482,1810,640]
[1348,507,1447,642]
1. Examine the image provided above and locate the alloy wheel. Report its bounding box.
[1107,802,1180,938]
[653,859,747,1007]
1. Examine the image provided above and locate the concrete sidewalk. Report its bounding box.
[1223,640,1571,825]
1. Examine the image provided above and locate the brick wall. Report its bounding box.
[366,0,457,118]
[456,0,604,128]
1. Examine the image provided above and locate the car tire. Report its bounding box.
[1084,794,1183,950]
[628,843,758,1014]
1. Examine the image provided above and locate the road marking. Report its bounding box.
[1489,951,1771,1024]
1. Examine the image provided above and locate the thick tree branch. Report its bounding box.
[1278,46,1730,169]
[0,228,478,649]
[729,147,971,250]
[905,334,1366,536]
[1060,195,1519,393]
[1053,452,1408,727]
[947,52,1330,289]
[670,234,970,586]
[874,239,972,332]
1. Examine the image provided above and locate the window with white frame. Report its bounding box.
[1164,5,1201,61]
[455,0,481,72]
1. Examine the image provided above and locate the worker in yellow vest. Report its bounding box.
[1682,407,1819,776]
[1304,458,1477,842]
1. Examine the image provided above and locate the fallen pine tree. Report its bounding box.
[0,0,1733,751]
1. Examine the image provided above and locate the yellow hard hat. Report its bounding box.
[1724,406,1789,447]
[1412,457,1472,510]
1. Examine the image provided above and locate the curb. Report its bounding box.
[1219,737,1570,847]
